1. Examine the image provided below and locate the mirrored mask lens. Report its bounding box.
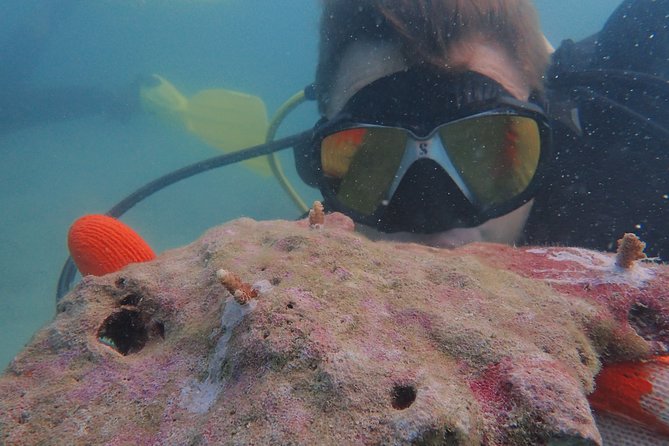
[438,115,541,207]
[321,127,407,215]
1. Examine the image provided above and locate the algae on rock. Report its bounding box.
[1,215,668,445]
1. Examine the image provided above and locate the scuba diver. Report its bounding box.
[60,0,669,297]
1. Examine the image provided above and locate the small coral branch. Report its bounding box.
[308,201,325,228]
[216,269,258,305]
[615,233,647,269]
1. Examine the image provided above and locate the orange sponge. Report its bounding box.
[67,214,156,276]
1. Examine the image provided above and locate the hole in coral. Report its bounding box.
[119,293,141,307]
[270,277,282,286]
[19,411,30,424]
[287,302,295,309]
[628,302,669,343]
[115,277,127,289]
[97,308,148,355]
[152,321,165,339]
[391,384,417,410]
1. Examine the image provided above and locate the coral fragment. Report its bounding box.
[308,200,325,228]
[615,233,647,269]
[216,269,258,305]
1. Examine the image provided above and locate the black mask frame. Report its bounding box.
[295,67,553,233]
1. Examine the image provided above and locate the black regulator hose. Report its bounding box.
[56,130,312,301]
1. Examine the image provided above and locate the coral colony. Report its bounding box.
[1,214,669,445]
[216,269,258,305]
[308,200,325,228]
[616,232,648,269]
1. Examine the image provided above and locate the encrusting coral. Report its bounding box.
[216,268,258,305]
[616,232,647,268]
[2,214,669,445]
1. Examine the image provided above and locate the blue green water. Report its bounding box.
[0,0,621,370]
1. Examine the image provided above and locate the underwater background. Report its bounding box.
[0,0,621,370]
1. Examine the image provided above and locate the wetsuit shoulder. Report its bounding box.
[526,0,669,259]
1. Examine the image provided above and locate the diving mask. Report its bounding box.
[297,68,552,233]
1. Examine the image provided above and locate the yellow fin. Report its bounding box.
[185,89,271,176]
[141,75,272,176]
[140,74,189,127]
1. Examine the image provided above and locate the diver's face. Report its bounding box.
[327,38,535,248]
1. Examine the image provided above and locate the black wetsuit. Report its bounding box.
[524,0,669,260]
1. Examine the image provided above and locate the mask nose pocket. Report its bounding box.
[378,159,479,233]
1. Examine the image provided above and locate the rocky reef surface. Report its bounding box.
[1,214,669,445]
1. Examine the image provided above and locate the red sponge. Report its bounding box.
[67,214,156,276]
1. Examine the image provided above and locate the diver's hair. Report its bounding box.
[316,0,550,113]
